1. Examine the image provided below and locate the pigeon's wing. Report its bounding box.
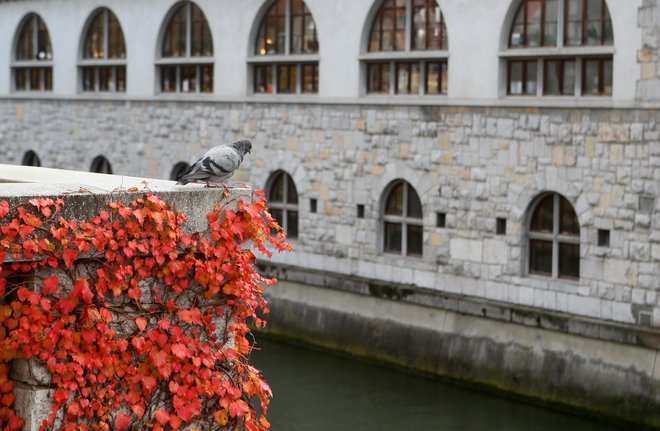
[199,146,241,177]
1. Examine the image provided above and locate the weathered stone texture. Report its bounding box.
[0,100,658,327]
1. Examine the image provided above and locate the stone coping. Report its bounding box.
[258,261,660,350]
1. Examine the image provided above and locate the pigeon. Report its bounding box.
[176,140,252,187]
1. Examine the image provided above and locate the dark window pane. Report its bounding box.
[509,61,523,95]
[559,196,579,235]
[288,211,299,239]
[286,176,298,203]
[565,0,583,46]
[83,67,95,91]
[269,173,284,202]
[559,243,579,279]
[108,12,126,59]
[603,6,613,45]
[85,13,104,59]
[530,239,552,275]
[44,68,52,90]
[585,0,602,45]
[368,63,389,94]
[270,208,283,227]
[407,224,423,256]
[116,67,126,92]
[180,65,197,92]
[17,17,34,60]
[407,187,423,219]
[201,65,213,93]
[603,59,613,95]
[278,65,296,94]
[525,0,542,47]
[37,17,52,60]
[99,67,112,92]
[544,0,558,45]
[30,68,42,90]
[15,69,28,91]
[426,62,440,94]
[531,195,554,233]
[302,64,318,93]
[396,63,420,95]
[254,65,274,93]
[161,66,176,92]
[384,222,402,253]
[163,5,187,57]
[563,60,576,95]
[526,61,537,94]
[545,60,561,95]
[191,4,212,56]
[385,183,404,215]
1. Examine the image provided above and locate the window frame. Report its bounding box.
[266,171,299,240]
[249,0,319,96]
[156,1,214,95]
[502,0,614,98]
[79,8,127,94]
[361,0,449,97]
[381,180,424,258]
[12,13,53,92]
[527,193,580,280]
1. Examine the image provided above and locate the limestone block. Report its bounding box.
[449,238,483,263]
[483,239,508,265]
[603,260,638,286]
[13,383,56,431]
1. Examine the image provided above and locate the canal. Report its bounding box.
[250,336,631,431]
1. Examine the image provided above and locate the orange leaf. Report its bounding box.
[135,317,147,331]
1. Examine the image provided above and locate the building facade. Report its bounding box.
[1,0,660,424]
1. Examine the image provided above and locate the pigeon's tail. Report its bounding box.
[175,164,196,185]
[175,178,190,186]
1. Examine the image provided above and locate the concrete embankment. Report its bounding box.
[258,270,660,430]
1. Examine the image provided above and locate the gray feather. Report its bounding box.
[176,140,252,185]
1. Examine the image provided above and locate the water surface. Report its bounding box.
[251,337,630,431]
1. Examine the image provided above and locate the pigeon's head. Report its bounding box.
[231,140,252,156]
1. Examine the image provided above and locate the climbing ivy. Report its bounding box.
[0,190,291,430]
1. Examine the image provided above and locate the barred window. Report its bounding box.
[382,180,423,257]
[13,14,53,92]
[251,0,319,95]
[364,0,448,96]
[91,155,113,174]
[21,150,41,167]
[267,171,299,239]
[157,1,213,94]
[528,193,580,279]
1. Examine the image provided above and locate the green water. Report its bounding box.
[250,337,631,431]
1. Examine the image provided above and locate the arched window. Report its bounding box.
[382,180,423,257]
[528,193,580,279]
[80,8,126,93]
[505,0,613,96]
[90,155,113,174]
[363,0,448,96]
[170,161,191,181]
[21,150,41,167]
[157,1,213,93]
[13,14,53,92]
[251,0,319,95]
[266,171,299,239]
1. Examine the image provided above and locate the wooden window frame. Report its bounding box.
[382,181,424,258]
[12,14,53,92]
[267,171,299,240]
[582,56,612,96]
[507,59,538,95]
[157,2,214,94]
[528,193,580,280]
[563,0,610,46]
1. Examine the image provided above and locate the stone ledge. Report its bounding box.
[257,262,660,349]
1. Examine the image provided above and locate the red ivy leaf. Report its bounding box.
[135,317,147,331]
[171,343,187,359]
[0,201,9,218]
[63,248,78,268]
[115,413,130,431]
[154,410,170,425]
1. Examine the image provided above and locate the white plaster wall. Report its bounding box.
[0,0,647,102]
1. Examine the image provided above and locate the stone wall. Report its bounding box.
[1,99,658,328]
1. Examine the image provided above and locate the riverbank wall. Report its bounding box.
[258,264,660,429]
